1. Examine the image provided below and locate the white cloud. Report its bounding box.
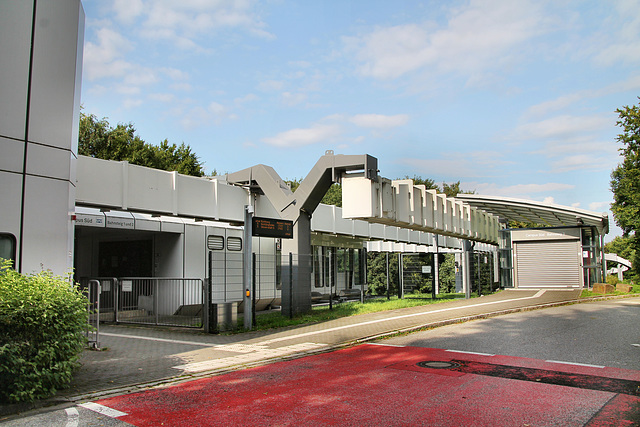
[129,0,274,50]
[262,124,343,148]
[398,150,514,179]
[470,182,575,199]
[281,92,307,106]
[525,75,640,118]
[83,25,133,81]
[258,80,285,92]
[349,114,409,129]
[149,93,175,103]
[512,114,612,141]
[542,196,555,205]
[123,98,143,109]
[112,0,144,25]
[592,0,640,66]
[588,201,610,212]
[345,0,550,83]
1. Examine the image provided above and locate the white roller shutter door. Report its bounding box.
[514,240,582,288]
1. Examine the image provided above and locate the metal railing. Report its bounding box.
[83,279,100,349]
[116,277,205,327]
[78,277,205,328]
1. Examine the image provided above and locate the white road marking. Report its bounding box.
[545,360,605,369]
[446,349,496,357]
[174,342,328,373]
[65,407,79,427]
[632,344,640,347]
[99,332,220,347]
[260,290,549,345]
[79,402,128,418]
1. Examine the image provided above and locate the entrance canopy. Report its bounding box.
[456,194,609,236]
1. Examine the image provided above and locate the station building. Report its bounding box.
[1,1,610,326]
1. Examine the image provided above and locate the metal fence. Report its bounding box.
[77,277,204,328]
[116,277,204,327]
[82,279,101,348]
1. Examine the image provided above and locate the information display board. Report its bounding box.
[252,217,294,239]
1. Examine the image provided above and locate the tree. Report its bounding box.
[79,112,205,177]
[610,98,640,277]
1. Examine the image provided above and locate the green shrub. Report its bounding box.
[606,275,619,286]
[0,260,88,403]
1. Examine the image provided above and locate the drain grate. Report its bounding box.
[416,361,461,370]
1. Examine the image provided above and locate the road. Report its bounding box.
[383,297,640,370]
[2,297,639,426]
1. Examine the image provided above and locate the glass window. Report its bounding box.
[0,234,16,265]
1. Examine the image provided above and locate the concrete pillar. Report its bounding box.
[281,212,312,316]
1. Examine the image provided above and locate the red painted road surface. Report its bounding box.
[94,344,640,426]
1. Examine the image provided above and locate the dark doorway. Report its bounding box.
[98,240,153,277]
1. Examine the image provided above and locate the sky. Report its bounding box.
[79,0,640,240]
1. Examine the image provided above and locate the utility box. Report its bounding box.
[208,301,238,332]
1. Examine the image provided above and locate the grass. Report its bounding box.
[233,292,471,333]
[580,281,640,298]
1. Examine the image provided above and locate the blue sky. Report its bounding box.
[79,0,640,239]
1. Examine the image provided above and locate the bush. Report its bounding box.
[606,274,619,286]
[0,260,88,403]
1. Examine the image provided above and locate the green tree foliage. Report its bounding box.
[79,112,205,177]
[286,179,343,207]
[367,252,399,296]
[610,98,640,277]
[604,235,637,281]
[0,261,88,402]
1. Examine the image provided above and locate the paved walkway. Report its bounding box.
[54,289,583,403]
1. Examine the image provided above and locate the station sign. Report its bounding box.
[252,217,293,239]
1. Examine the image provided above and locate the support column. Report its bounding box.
[281,212,312,316]
[243,205,253,329]
[463,240,473,299]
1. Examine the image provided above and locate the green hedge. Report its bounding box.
[0,260,88,403]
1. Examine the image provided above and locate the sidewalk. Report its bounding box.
[48,289,585,404]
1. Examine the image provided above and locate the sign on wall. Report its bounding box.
[252,217,293,239]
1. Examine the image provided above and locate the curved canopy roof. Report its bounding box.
[455,194,609,235]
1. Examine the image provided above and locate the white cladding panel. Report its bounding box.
[177,174,217,218]
[0,138,24,173]
[353,219,369,237]
[127,165,175,214]
[21,176,74,273]
[26,143,73,181]
[184,224,206,278]
[28,0,84,150]
[76,157,124,207]
[0,1,32,140]
[342,176,378,218]
[370,223,385,239]
[334,207,352,235]
[310,204,334,233]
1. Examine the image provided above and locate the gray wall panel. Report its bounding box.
[0,137,25,173]
[28,0,84,150]
[0,1,32,140]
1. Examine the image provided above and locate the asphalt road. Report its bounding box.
[2,296,638,426]
[382,297,640,370]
